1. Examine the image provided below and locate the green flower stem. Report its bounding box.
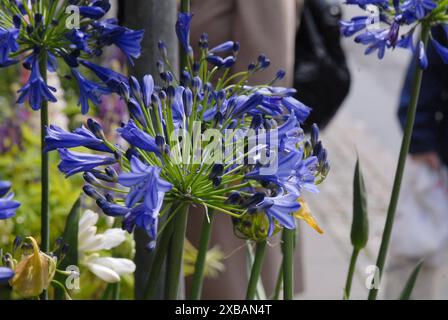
[39,52,49,301]
[143,216,174,299]
[368,23,430,300]
[164,205,189,299]
[282,228,295,300]
[343,248,359,300]
[189,211,215,300]
[39,52,50,255]
[272,262,283,300]
[112,281,121,300]
[246,240,267,300]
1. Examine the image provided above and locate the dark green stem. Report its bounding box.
[368,23,431,300]
[143,218,174,299]
[246,240,267,300]
[39,52,49,301]
[282,228,295,300]
[189,211,214,300]
[344,248,359,300]
[164,205,189,299]
[112,282,121,300]
[272,262,283,300]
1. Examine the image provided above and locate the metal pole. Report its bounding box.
[120,0,179,299]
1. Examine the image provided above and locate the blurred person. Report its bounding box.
[386,26,448,300]
[186,0,304,299]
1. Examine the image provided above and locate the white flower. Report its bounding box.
[78,210,136,283]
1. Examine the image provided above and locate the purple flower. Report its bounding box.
[118,156,172,208]
[80,60,129,93]
[431,38,448,64]
[117,120,160,155]
[0,180,20,220]
[0,267,14,283]
[65,29,91,54]
[418,40,428,69]
[209,41,235,54]
[0,27,19,66]
[255,193,300,236]
[58,149,116,177]
[340,16,371,37]
[44,124,111,153]
[401,0,436,20]
[17,56,57,110]
[71,68,110,114]
[122,204,158,250]
[94,19,144,65]
[79,5,107,19]
[176,12,193,54]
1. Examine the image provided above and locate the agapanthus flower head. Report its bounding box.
[0,0,143,113]
[341,0,448,69]
[49,13,329,247]
[0,180,20,220]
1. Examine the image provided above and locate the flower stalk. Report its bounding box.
[143,218,175,299]
[246,240,267,300]
[39,52,49,301]
[368,22,431,300]
[190,211,214,300]
[164,205,189,299]
[344,248,359,300]
[282,228,295,300]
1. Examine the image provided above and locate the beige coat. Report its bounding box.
[186,0,304,299]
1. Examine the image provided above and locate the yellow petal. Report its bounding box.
[294,198,324,234]
[10,237,56,298]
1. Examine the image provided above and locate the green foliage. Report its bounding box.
[400,261,424,300]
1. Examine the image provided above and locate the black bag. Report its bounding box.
[294,0,351,129]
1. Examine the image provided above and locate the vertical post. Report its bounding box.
[121,0,179,299]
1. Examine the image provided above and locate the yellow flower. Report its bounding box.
[10,237,56,298]
[294,198,324,234]
[184,239,225,278]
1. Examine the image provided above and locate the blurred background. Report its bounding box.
[301,3,448,299]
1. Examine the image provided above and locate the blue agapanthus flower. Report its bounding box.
[254,193,300,237]
[0,0,143,113]
[58,149,116,177]
[0,267,14,283]
[49,13,329,246]
[341,0,448,69]
[71,68,110,115]
[176,12,194,54]
[0,180,20,220]
[44,122,112,153]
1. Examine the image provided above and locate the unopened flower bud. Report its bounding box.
[83,185,104,201]
[180,70,191,86]
[209,164,224,180]
[311,124,319,147]
[158,40,168,59]
[156,60,164,74]
[199,33,209,49]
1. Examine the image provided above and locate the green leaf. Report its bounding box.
[399,261,424,300]
[351,157,369,250]
[54,196,81,300]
